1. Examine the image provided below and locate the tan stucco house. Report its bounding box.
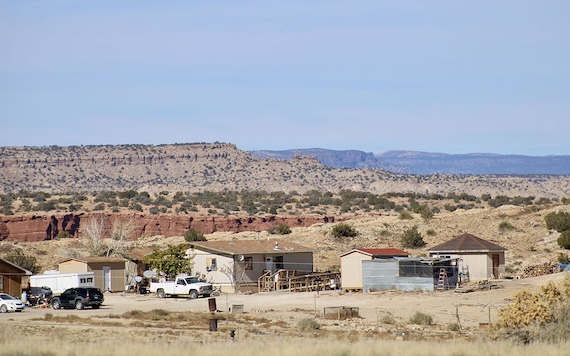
[427,233,507,280]
[340,248,409,291]
[58,257,127,292]
[188,240,314,292]
[0,257,31,296]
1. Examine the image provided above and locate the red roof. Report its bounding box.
[357,248,409,256]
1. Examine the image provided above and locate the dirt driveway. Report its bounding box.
[4,273,565,327]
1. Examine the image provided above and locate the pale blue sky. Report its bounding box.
[1,1,569,155]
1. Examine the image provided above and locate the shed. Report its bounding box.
[427,233,507,280]
[0,257,31,296]
[58,257,127,292]
[340,248,409,291]
[188,240,314,292]
[362,257,459,292]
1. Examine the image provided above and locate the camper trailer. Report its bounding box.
[30,272,96,295]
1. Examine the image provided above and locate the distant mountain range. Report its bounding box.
[250,149,570,175]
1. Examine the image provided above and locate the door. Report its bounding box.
[103,266,111,291]
[492,254,500,279]
[265,257,273,272]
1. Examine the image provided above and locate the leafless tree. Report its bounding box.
[80,214,109,256]
[104,215,136,257]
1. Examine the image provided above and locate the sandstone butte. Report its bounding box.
[0,213,341,242]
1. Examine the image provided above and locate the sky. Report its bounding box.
[1,1,569,156]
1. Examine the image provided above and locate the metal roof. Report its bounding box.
[189,240,314,256]
[340,248,409,258]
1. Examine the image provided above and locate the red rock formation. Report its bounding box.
[0,213,340,242]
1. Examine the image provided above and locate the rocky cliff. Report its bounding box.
[0,213,340,242]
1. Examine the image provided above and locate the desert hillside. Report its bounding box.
[1,143,570,198]
[3,203,569,278]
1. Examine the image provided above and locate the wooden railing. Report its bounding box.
[258,270,341,293]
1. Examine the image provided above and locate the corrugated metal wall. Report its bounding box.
[362,260,434,292]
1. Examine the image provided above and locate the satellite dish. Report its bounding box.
[134,276,143,283]
[143,270,154,278]
[238,255,245,262]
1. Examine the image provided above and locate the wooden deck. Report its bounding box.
[258,270,341,293]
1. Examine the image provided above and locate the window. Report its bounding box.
[206,258,217,271]
[0,277,3,291]
[244,257,253,270]
[274,256,284,270]
[80,277,93,283]
[176,279,186,285]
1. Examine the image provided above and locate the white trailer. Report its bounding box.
[30,272,96,295]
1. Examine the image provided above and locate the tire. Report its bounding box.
[0,304,7,313]
[189,290,198,299]
[157,289,165,298]
[51,299,61,310]
[75,299,84,310]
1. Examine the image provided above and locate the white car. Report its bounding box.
[0,293,25,313]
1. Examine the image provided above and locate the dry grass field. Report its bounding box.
[1,273,569,355]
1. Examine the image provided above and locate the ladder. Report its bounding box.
[436,268,449,291]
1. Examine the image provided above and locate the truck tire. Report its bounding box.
[157,289,166,298]
[51,299,61,310]
[189,290,198,299]
[75,299,84,310]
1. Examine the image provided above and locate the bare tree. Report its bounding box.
[80,214,109,256]
[104,215,136,257]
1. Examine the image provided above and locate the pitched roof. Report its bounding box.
[0,257,32,275]
[340,248,409,258]
[427,233,507,253]
[189,240,314,255]
[58,256,127,264]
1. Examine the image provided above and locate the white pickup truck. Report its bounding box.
[149,276,213,299]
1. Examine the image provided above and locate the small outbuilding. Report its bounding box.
[58,257,127,292]
[427,233,507,280]
[362,257,459,292]
[340,248,409,291]
[0,257,32,296]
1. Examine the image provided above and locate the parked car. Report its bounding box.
[51,287,104,310]
[0,293,25,313]
[149,276,213,299]
[28,286,53,306]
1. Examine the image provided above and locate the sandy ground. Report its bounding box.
[3,272,566,329]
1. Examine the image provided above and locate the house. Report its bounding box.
[0,257,32,296]
[188,240,315,293]
[362,257,460,292]
[427,233,507,280]
[340,248,409,291]
[58,257,127,292]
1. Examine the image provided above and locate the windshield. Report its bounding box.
[0,294,15,300]
[185,277,199,284]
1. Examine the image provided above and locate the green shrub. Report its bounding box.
[184,228,207,242]
[268,224,292,235]
[56,230,71,239]
[498,221,516,233]
[331,223,358,238]
[545,211,570,233]
[558,253,569,264]
[558,231,570,249]
[409,311,433,325]
[379,313,396,324]
[426,229,436,236]
[447,323,460,331]
[401,227,426,248]
[398,211,413,220]
[298,318,321,331]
